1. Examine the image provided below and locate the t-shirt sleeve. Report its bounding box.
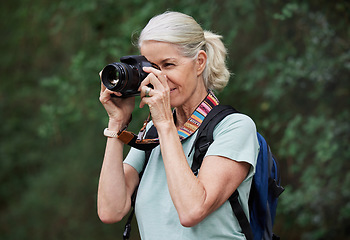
[204,113,259,180]
[123,147,146,173]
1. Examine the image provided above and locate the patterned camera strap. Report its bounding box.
[117,91,219,151]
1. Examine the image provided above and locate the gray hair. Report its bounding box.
[137,11,230,91]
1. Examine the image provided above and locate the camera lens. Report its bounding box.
[101,64,128,92]
[106,67,120,86]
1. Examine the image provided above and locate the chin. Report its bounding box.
[170,98,183,108]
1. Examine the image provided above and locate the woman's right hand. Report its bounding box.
[99,76,135,129]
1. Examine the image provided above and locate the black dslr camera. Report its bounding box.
[101,55,157,97]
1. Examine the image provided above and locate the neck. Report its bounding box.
[174,89,209,128]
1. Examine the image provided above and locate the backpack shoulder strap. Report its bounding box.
[229,191,254,240]
[141,125,158,178]
[190,105,239,175]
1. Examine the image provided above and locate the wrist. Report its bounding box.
[107,121,125,131]
[156,122,177,138]
[108,114,132,131]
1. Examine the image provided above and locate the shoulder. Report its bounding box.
[214,112,257,135]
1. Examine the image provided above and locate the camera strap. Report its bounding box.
[116,90,220,151]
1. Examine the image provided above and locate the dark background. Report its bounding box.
[1,0,349,239]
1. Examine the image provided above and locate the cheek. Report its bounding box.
[164,67,198,90]
[163,71,183,86]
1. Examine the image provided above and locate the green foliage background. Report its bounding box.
[0,0,349,239]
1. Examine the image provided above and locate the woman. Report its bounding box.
[98,11,259,239]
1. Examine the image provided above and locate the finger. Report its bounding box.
[100,88,115,103]
[139,91,147,108]
[100,84,122,101]
[143,67,170,92]
[139,72,166,92]
[99,89,111,104]
[142,67,165,86]
[143,66,162,76]
[100,81,106,96]
[140,85,153,98]
[145,86,151,97]
[143,67,168,85]
[101,83,122,97]
[161,74,170,91]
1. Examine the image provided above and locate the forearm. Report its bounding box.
[97,123,132,223]
[157,124,208,226]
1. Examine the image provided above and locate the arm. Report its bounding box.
[97,82,139,223]
[97,132,139,223]
[157,124,250,227]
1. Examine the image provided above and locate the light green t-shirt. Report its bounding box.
[124,113,259,240]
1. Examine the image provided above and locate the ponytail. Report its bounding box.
[203,31,230,91]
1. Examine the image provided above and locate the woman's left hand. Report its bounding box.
[139,67,173,130]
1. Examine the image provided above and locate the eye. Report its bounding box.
[163,62,175,68]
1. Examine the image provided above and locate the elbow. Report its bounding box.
[97,197,131,224]
[98,214,123,224]
[178,207,206,227]
[98,208,125,224]
[180,217,198,228]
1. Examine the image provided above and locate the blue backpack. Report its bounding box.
[123,105,284,240]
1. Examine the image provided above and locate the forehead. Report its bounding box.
[140,41,183,62]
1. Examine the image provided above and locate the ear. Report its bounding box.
[196,50,207,76]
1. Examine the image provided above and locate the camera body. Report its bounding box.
[101,55,155,97]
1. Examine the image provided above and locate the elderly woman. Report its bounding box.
[98,11,258,239]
